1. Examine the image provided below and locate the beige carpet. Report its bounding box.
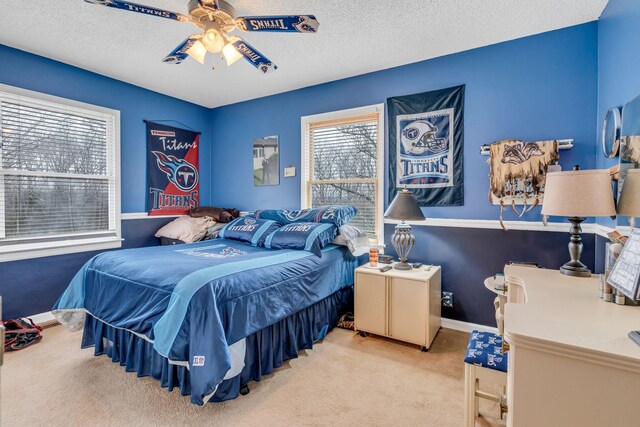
[1,325,505,427]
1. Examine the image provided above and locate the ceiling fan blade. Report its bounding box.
[235,15,319,33]
[162,36,201,65]
[84,0,189,22]
[227,38,277,74]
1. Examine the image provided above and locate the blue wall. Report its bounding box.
[598,0,640,161]
[207,23,599,326]
[0,45,213,212]
[384,224,595,325]
[0,22,607,325]
[210,23,599,223]
[0,45,213,320]
[594,0,640,263]
[2,217,175,320]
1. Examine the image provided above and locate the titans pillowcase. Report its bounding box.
[264,222,338,256]
[248,205,357,227]
[218,217,281,246]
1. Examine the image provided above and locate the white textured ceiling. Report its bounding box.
[0,0,608,108]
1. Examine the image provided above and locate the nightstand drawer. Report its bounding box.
[389,278,427,345]
[354,265,441,350]
[355,273,387,336]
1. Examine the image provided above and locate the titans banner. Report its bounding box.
[146,121,200,215]
[388,85,464,207]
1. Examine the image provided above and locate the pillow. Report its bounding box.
[155,216,215,243]
[189,206,240,223]
[203,223,226,240]
[264,222,338,256]
[248,205,357,227]
[332,224,371,256]
[218,217,281,246]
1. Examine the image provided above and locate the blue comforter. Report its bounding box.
[53,239,358,405]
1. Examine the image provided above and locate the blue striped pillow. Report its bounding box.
[264,222,338,256]
[218,217,281,247]
[247,205,357,227]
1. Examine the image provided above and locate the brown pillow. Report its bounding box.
[225,208,240,218]
[189,206,239,223]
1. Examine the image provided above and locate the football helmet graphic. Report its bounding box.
[161,55,183,64]
[293,16,319,33]
[258,62,277,74]
[400,120,448,155]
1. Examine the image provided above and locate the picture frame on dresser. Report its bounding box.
[607,229,640,300]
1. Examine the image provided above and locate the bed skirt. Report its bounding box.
[80,286,353,403]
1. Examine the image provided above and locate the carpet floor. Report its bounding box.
[1,325,505,426]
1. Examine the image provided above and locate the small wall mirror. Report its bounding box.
[602,107,621,158]
[618,94,640,227]
[253,135,280,186]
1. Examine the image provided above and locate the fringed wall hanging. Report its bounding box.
[488,139,559,230]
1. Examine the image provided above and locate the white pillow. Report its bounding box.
[332,224,370,256]
[155,216,216,243]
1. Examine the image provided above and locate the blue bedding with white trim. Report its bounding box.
[53,239,358,405]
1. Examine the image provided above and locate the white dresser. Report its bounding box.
[502,266,640,427]
[354,264,441,351]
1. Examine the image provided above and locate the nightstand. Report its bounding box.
[354,263,442,351]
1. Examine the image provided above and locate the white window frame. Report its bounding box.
[0,84,121,262]
[300,103,385,245]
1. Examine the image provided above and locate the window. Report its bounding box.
[0,84,121,261]
[301,104,384,243]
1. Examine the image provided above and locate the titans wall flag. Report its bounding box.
[388,85,464,207]
[146,121,200,215]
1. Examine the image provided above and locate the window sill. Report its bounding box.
[0,237,123,262]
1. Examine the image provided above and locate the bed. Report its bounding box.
[53,238,361,405]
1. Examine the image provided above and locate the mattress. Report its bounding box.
[53,239,359,405]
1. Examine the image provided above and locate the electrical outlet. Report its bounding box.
[442,291,454,308]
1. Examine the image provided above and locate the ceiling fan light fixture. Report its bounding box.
[201,28,225,53]
[85,0,319,74]
[222,41,243,66]
[186,40,207,64]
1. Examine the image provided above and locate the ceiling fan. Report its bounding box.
[85,0,319,73]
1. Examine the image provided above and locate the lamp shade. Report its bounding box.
[541,169,616,217]
[384,189,426,220]
[618,168,640,217]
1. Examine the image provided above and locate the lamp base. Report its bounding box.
[394,260,413,270]
[559,261,591,278]
[391,222,415,270]
[560,217,592,278]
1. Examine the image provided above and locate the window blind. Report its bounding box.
[304,111,380,240]
[0,91,118,246]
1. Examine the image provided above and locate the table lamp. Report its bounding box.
[618,168,640,227]
[541,168,616,277]
[384,188,425,270]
